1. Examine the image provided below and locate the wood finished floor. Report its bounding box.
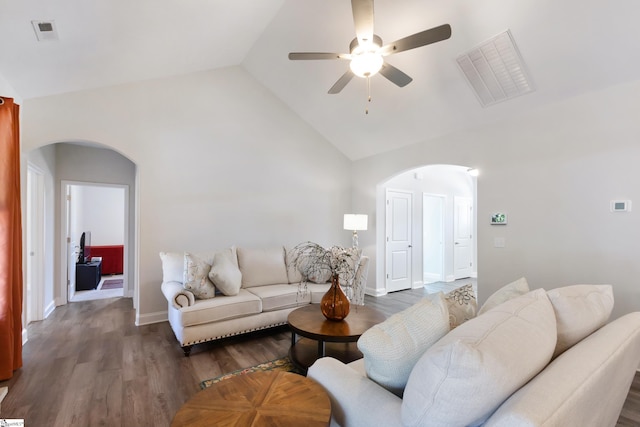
[1,287,639,426]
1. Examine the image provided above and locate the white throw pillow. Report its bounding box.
[357,294,450,396]
[478,277,529,315]
[183,253,216,299]
[159,251,185,283]
[444,283,477,328]
[208,252,242,296]
[402,289,557,427]
[547,284,614,357]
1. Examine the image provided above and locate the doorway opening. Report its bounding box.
[63,182,128,303]
[377,164,477,296]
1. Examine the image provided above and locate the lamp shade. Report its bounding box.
[344,214,368,231]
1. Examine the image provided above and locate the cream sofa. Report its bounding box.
[160,246,369,356]
[308,285,640,427]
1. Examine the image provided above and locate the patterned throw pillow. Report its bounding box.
[445,283,477,329]
[183,252,216,299]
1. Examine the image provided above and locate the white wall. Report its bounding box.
[0,71,21,103]
[21,66,352,324]
[76,185,125,246]
[352,77,640,320]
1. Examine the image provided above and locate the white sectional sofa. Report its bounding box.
[308,284,640,427]
[160,246,369,356]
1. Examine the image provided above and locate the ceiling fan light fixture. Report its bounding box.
[350,51,383,77]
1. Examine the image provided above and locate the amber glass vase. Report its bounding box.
[320,274,350,321]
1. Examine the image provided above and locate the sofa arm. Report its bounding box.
[161,281,195,309]
[307,357,403,427]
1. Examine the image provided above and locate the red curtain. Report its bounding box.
[0,97,23,380]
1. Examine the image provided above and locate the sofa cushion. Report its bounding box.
[304,283,332,303]
[547,284,614,357]
[178,289,262,327]
[246,284,310,311]
[444,283,477,329]
[208,251,242,296]
[478,277,529,315]
[237,247,289,288]
[402,288,557,427]
[357,294,450,396]
[183,253,216,299]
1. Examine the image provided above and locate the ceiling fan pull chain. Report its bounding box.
[365,76,371,114]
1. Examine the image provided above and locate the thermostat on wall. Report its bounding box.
[610,200,632,212]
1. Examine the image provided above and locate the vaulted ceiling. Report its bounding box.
[2,0,639,160]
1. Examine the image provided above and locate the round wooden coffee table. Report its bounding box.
[288,304,386,372]
[171,370,331,427]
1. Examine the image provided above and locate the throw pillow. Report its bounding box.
[546,284,614,357]
[444,283,477,328]
[208,252,242,296]
[159,251,186,283]
[402,289,557,427]
[332,246,362,287]
[357,294,450,396]
[237,247,289,288]
[478,277,529,315]
[183,252,216,299]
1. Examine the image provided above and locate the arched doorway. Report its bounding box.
[375,164,477,295]
[25,141,139,325]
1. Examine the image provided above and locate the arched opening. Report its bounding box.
[25,141,139,325]
[374,164,477,296]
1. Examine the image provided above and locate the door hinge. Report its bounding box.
[386,236,389,242]
[66,195,71,201]
[67,237,71,243]
[386,274,389,279]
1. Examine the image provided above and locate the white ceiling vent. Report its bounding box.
[31,20,59,42]
[457,30,534,107]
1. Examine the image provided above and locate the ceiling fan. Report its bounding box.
[288,0,451,99]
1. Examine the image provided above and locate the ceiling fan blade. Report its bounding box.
[380,24,452,56]
[289,52,351,60]
[328,70,355,94]
[351,0,375,46]
[379,63,413,87]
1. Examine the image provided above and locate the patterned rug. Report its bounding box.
[200,356,302,389]
[101,279,123,290]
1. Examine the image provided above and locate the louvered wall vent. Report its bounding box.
[32,20,59,41]
[457,30,534,107]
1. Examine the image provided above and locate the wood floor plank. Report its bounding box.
[0,287,638,426]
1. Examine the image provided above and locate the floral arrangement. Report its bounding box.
[288,241,362,302]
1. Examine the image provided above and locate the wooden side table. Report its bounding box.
[171,371,331,427]
[288,304,386,372]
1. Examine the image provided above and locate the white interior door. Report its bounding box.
[423,194,445,284]
[386,190,412,292]
[26,166,45,323]
[66,186,77,300]
[454,196,473,279]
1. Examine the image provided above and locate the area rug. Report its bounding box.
[200,356,302,389]
[101,279,123,290]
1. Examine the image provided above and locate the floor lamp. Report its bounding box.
[343,214,368,248]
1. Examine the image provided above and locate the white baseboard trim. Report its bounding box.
[365,287,387,297]
[445,275,456,283]
[412,281,424,289]
[136,310,167,326]
[43,300,56,319]
[22,328,28,345]
[423,273,442,284]
[471,271,478,278]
